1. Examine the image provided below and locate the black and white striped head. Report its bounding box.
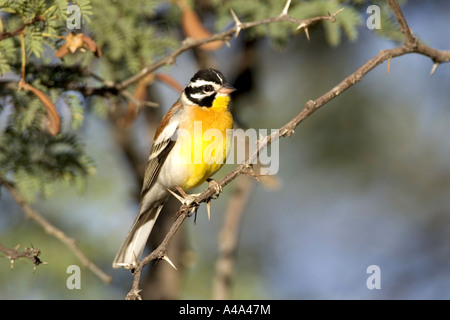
[182,69,235,108]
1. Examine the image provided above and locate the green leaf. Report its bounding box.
[73,0,93,24]
[62,92,85,130]
[25,27,44,58]
[0,38,16,75]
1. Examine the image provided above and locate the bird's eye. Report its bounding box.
[203,85,214,92]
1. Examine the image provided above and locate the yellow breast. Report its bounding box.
[178,96,233,190]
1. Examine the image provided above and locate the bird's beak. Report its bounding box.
[218,84,236,94]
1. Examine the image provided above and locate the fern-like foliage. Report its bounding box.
[0,0,179,202]
[0,122,95,202]
[0,82,94,201]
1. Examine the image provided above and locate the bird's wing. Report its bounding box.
[141,103,183,197]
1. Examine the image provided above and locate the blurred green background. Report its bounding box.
[1,0,450,299]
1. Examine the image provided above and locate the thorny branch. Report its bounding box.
[0,242,47,271]
[125,0,450,299]
[99,3,344,93]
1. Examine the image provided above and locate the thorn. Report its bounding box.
[326,8,345,23]
[304,27,310,41]
[224,40,231,48]
[296,22,306,31]
[281,0,291,16]
[332,7,345,18]
[387,57,391,75]
[296,23,310,41]
[430,62,439,76]
[230,9,242,38]
[193,209,197,224]
[162,255,178,270]
[244,164,261,183]
[206,200,211,222]
[167,188,186,204]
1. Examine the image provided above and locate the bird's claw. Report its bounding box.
[207,178,222,199]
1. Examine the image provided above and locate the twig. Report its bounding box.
[0,15,45,41]
[388,0,415,45]
[124,0,450,299]
[120,90,159,109]
[2,181,112,284]
[0,242,47,271]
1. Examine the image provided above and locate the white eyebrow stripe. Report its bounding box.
[189,79,220,88]
[211,69,224,84]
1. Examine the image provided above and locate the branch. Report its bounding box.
[388,0,415,44]
[0,242,47,271]
[126,210,187,300]
[0,15,45,41]
[125,0,450,299]
[387,0,450,68]
[111,6,344,92]
[1,181,112,284]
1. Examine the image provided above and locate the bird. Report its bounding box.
[113,68,235,269]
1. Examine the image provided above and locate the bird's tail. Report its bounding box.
[112,205,164,269]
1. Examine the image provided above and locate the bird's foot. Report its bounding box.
[167,187,200,217]
[206,178,222,199]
